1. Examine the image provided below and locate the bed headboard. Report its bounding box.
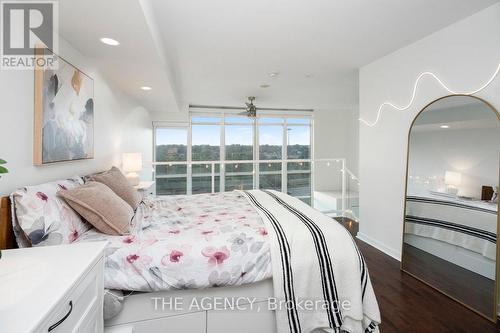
[0,196,17,250]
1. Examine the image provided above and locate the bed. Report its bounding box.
[75,192,273,292]
[1,176,380,333]
[404,194,498,279]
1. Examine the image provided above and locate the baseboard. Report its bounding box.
[356,232,401,261]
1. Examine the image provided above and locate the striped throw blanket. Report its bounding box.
[242,190,380,333]
[405,195,497,260]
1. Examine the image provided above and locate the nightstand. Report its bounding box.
[134,181,156,196]
[0,241,107,333]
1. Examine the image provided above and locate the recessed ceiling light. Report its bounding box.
[260,84,270,88]
[100,37,120,46]
[440,125,450,129]
[268,71,279,78]
[140,86,152,91]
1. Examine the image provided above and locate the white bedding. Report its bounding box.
[405,194,497,260]
[243,190,380,333]
[76,192,272,291]
[76,190,380,332]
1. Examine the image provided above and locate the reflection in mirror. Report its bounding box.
[401,95,500,322]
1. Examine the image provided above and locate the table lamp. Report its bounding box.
[122,153,142,186]
[444,171,461,196]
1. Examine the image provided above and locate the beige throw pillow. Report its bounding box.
[90,166,142,209]
[58,181,133,235]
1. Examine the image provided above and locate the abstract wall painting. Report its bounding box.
[34,48,94,165]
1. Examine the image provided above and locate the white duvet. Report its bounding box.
[77,192,272,291]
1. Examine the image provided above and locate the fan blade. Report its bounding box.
[189,104,246,110]
[189,104,314,112]
[237,111,249,116]
[256,107,314,112]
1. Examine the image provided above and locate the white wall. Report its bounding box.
[0,37,153,195]
[314,107,359,191]
[358,3,500,259]
[314,107,359,168]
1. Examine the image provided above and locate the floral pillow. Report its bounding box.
[10,176,91,247]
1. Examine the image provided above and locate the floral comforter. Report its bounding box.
[76,192,272,291]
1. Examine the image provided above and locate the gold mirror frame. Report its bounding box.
[400,94,500,322]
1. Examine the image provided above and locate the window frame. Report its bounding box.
[153,111,314,199]
[152,122,190,195]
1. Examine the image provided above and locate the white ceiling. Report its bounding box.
[413,96,500,131]
[59,0,179,112]
[59,0,499,113]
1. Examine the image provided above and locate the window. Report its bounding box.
[191,121,221,194]
[258,121,283,191]
[192,125,220,161]
[154,128,188,195]
[225,124,253,160]
[225,116,253,124]
[155,128,188,162]
[287,161,311,204]
[259,162,282,191]
[286,124,311,201]
[259,125,283,160]
[153,114,313,202]
[287,126,310,159]
[192,163,220,194]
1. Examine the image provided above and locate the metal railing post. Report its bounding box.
[341,159,347,213]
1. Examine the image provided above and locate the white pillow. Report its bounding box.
[491,186,498,203]
[11,176,91,247]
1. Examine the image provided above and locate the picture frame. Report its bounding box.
[33,47,94,165]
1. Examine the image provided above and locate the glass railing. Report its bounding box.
[151,158,358,219]
[344,168,360,221]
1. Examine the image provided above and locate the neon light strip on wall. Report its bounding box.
[359,63,500,127]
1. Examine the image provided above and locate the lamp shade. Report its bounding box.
[122,153,142,172]
[444,171,461,186]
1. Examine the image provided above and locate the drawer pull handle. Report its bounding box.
[48,300,73,332]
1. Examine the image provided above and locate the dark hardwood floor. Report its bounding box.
[402,243,494,317]
[333,217,359,236]
[335,217,500,333]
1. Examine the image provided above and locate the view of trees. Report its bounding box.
[156,144,310,163]
[155,145,187,162]
[192,145,219,161]
[155,118,311,202]
[225,145,253,160]
[155,143,311,196]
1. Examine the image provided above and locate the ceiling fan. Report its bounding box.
[241,96,258,117]
[189,97,314,118]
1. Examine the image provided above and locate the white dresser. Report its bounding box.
[0,241,107,333]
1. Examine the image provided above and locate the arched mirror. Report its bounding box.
[401,95,500,322]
